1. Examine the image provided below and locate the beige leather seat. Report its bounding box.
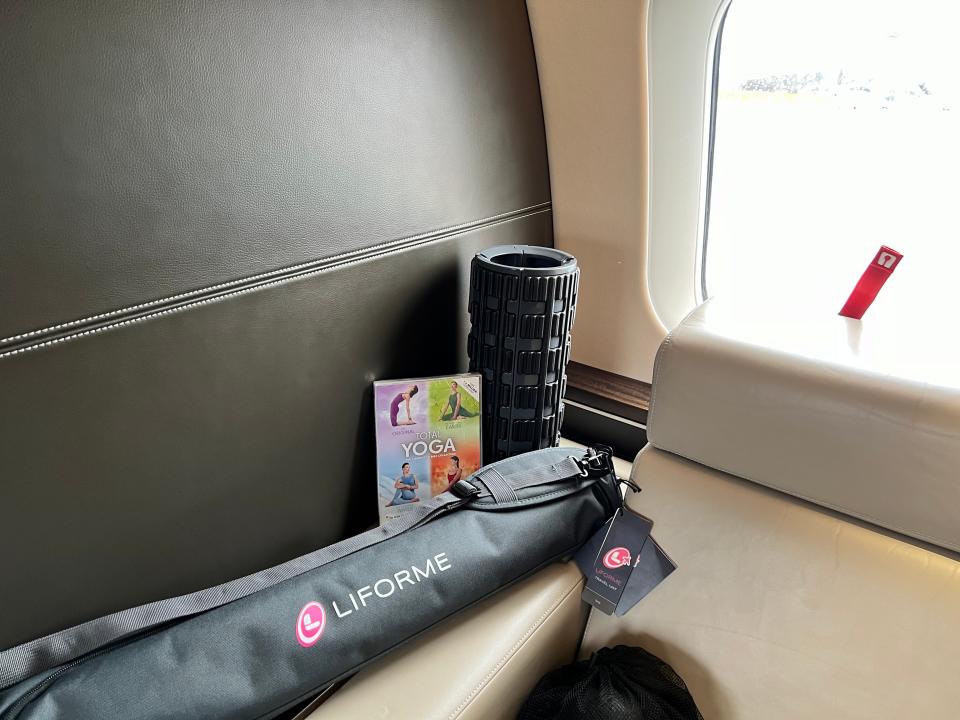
[583,446,960,719]
[313,299,960,718]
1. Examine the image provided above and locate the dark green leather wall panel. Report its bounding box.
[0,1,551,650]
[0,0,549,342]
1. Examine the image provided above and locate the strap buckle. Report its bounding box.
[572,445,614,478]
[450,479,481,499]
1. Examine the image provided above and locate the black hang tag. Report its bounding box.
[574,517,611,576]
[576,507,653,615]
[615,535,676,616]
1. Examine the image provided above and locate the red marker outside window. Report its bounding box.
[839,246,903,319]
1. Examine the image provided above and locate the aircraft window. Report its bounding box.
[704,0,959,316]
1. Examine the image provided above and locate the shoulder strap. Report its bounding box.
[0,487,476,690]
[1,447,608,689]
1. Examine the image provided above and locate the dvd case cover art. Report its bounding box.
[374,374,482,524]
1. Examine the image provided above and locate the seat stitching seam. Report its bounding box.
[0,202,551,347]
[0,206,552,361]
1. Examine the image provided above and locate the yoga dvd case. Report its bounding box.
[373,374,482,524]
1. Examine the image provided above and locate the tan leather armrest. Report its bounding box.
[648,298,960,551]
[308,562,587,720]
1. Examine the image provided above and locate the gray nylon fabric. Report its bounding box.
[473,455,582,500]
[0,447,619,720]
[2,453,585,690]
[0,488,468,690]
[503,456,584,490]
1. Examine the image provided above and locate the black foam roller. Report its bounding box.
[467,245,579,462]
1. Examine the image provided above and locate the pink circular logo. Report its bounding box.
[296,601,326,648]
[602,547,631,569]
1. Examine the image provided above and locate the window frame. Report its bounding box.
[644,0,732,331]
[697,1,732,302]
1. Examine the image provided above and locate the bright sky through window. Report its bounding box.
[706,0,960,319]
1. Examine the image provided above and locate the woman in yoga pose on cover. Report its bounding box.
[389,384,419,426]
[439,381,477,421]
[444,455,463,492]
[387,462,420,506]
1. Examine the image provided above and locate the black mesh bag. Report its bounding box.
[518,645,703,720]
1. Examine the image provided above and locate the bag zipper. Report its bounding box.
[2,644,117,720]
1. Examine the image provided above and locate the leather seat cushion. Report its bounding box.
[307,561,587,720]
[582,446,960,719]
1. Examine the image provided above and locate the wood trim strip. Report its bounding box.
[565,361,651,425]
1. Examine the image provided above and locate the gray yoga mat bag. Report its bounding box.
[0,446,620,720]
